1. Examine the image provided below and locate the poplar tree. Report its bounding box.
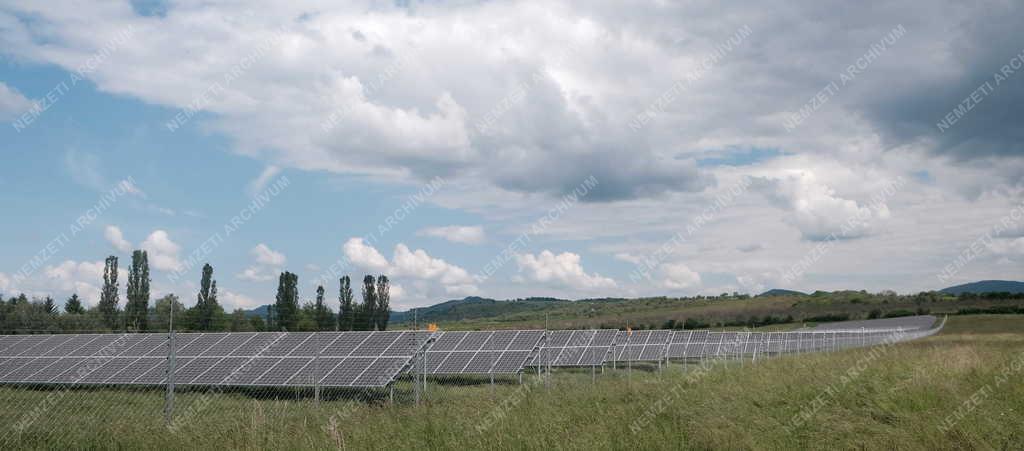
[375,275,390,331]
[98,256,120,329]
[274,271,299,331]
[337,276,353,331]
[361,275,377,331]
[125,250,150,331]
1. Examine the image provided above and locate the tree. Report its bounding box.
[98,256,120,329]
[375,275,390,331]
[42,296,57,315]
[195,263,223,330]
[64,294,85,314]
[125,250,151,331]
[249,315,266,332]
[313,285,334,331]
[360,275,377,331]
[274,271,299,331]
[337,276,354,331]
[229,309,253,332]
[153,294,185,331]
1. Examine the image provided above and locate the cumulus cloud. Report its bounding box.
[752,172,891,241]
[38,260,127,306]
[221,290,262,310]
[104,225,133,253]
[252,243,286,266]
[515,250,616,291]
[238,243,286,282]
[660,263,701,290]
[342,238,478,297]
[140,230,183,272]
[342,238,390,273]
[416,225,485,244]
[391,244,475,286]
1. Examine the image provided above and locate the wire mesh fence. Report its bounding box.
[0,316,945,447]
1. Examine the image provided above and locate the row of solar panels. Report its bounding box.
[0,325,932,387]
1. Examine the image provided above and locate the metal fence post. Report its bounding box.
[164,303,176,427]
[414,341,422,406]
[314,332,321,406]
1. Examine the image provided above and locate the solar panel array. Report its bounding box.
[608,330,672,362]
[666,330,708,359]
[530,329,618,367]
[0,331,429,388]
[0,316,946,388]
[425,330,543,374]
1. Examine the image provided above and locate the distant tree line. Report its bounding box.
[0,251,391,334]
[266,273,391,332]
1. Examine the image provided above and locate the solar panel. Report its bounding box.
[0,331,430,389]
[426,330,542,374]
[526,329,619,367]
[608,330,671,362]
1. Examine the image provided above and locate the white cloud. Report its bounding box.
[987,237,1024,256]
[342,238,390,272]
[660,263,701,290]
[515,250,616,291]
[342,238,478,298]
[247,166,281,197]
[416,225,485,244]
[236,267,276,282]
[39,260,127,307]
[251,243,286,266]
[614,253,643,264]
[104,225,133,253]
[237,243,286,282]
[0,82,34,119]
[0,272,10,293]
[754,171,891,241]
[735,271,785,294]
[140,230,183,272]
[391,244,475,286]
[221,290,262,310]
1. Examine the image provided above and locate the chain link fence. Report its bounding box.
[0,316,944,447]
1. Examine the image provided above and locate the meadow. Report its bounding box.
[0,315,1021,450]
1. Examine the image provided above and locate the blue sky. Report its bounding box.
[1,1,1022,311]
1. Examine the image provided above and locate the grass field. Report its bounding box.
[1,315,1022,450]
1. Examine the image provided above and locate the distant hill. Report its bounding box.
[940,280,1024,295]
[241,296,573,324]
[757,289,807,297]
[391,296,571,324]
[244,304,271,319]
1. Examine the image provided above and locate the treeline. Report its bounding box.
[0,251,393,334]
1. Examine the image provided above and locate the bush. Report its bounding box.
[802,313,850,323]
[883,309,915,318]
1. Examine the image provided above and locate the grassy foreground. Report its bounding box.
[1,315,1022,450]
